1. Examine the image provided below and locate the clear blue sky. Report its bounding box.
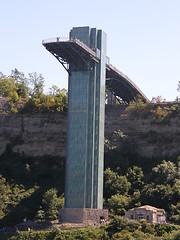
[1,0,180,101]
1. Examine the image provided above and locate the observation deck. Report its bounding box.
[42,38,149,104]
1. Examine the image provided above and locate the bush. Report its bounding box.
[126,96,149,117]
[139,219,154,234]
[107,216,140,234]
[9,227,109,240]
[154,224,180,237]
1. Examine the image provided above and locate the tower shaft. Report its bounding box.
[65,27,107,209]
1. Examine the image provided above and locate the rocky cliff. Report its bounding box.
[0,105,180,158]
[105,105,180,158]
[0,113,67,157]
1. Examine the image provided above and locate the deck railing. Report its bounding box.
[42,37,68,45]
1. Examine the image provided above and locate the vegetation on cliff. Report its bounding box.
[0,152,65,227]
[0,69,68,113]
[126,95,180,124]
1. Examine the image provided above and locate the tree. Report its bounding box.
[152,160,177,185]
[151,96,165,103]
[49,85,61,96]
[104,168,131,199]
[170,202,180,224]
[54,88,68,112]
[10,68,29,99]
[28,72,44,98]
[126,95,147,115]
[141,183,173,211]
[107,194,130,216]
[126,166,144,191]
[34,206,45,223]
[42,188,64,221]
[0,76,16,97]
[0,175,11,219]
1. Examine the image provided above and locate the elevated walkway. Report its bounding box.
[42,38,149,104]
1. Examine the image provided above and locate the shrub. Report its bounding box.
[139,220,154,234]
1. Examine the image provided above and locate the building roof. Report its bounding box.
[129,205,165,212]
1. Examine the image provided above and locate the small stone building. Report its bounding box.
[125,205,166,224]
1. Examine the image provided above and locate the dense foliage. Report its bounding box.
[0,69,68,113]
[1,221,180,240]
[0,152,65,227]
[104,136,180,224]
[126,95,180,123]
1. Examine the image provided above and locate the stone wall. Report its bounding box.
[0,105,180,158]
[59,208,108,224]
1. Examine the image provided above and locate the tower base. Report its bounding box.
[59,208,108,225]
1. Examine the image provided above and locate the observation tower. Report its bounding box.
[42,26,148,223]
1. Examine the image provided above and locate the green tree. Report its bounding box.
[42,188,64,221]
[34,206,45,223]
[29,72,45,98]
[54,88,68,112]
[10,68,29,99]
[107,194,130,216]
[0,76,16,97]
[0,175,11,219]
[49,85,61,96]
[104,168,131,199]
[9,91,19,103]
[140,219,154,234]
[170,202,180,224]
[151,95,164,103]
[126,95,147,116]
[142,183,173,211]
[129,190,141,208]
[126,166,144,190]
[152,160,177,185]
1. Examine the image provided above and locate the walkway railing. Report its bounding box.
[42,37,68,45]
[42,37,100,61]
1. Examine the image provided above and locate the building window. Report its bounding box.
[130,215,133,219]
[147,215,150,222]
[137,214,144,221]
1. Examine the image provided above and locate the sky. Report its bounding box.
[1,0,180,101]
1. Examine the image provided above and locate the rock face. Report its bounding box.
[0,105,180,158]
[105,105,180,158]
[0,113,67,157]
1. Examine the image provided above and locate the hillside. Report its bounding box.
[0,102,179,227]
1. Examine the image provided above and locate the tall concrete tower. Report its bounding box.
[66,27,106,209]
[42,26,149,223]
[43,26,108,223]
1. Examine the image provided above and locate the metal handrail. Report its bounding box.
[42,37,98,56]
[73,38,98,59]
[42,37,69,45]
[107,63,149,101]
